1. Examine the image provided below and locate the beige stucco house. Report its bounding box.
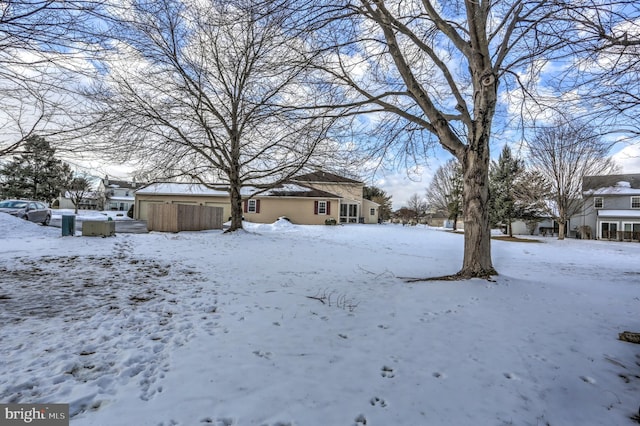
[134,171,379,225]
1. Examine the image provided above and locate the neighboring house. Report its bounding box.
[134,183,232,222]
[580,173,640,240]
[133,171,380,225]
[98,177,145,211]
[291,171,379,224]
[56,191,100,210]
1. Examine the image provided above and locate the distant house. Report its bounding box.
[291,171,379,224]
[98,177,145,211]
[580,173,640,240]
[133,171,379,225]
[56,191,100,210]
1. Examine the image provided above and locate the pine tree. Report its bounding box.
[0,135,73,203]
[513,170,551,235]
[363,186,393,222]
[489,145,523,237]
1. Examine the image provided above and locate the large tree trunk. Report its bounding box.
[458,137,496,279]
[228,184,243,232]
[557,206,566,240]
[227,151,244,232]
[226,130,244,232]
[557,220,566,240]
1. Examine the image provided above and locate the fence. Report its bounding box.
[147,204,223,232]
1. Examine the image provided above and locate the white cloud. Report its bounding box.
[373,163,440,209]
[612,144,640,173]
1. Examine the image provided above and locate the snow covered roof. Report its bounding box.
[104,179,145,190]
[583,174,640,195]
[135,182,231,197]
[293,170,362,184]
[585,186,640,196]
[260,183,340,198]
[597,209,640,218]
[135,182,341,199]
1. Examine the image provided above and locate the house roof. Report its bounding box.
[135,182,231,196]
[104,179,145,190]
[293,171,362,184]
[261,183,340,199]
[583,174,640,195]
[135,182,341,199]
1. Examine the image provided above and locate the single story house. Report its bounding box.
[134,172,379,226]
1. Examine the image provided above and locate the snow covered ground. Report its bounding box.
[51,209,134,221]
[0,213,639,426]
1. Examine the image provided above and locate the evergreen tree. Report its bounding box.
[513,170,552,235]
[363,186,393,222]
[0,135,73,203]
[489,145,523,237]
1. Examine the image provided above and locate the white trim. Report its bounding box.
[318,200,327,215]
[631,196,640,209]
[598,220,619,240]
[247,199,257,213]
[594,197,603,209]
[597,209,640,218]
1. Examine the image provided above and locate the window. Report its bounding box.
[314,200,330,215]
[244,199,260,213]
[632,197,640,209]
[370,208,376,216]
[594,197,603,209]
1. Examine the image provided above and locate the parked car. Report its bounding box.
[0,199,51,225]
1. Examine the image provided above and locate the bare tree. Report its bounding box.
[89,0,339,231]
[537,2,640,139]
[527,119,617,240]
[426,159,463,231]
[0,1,107,157]
[306,1,572,278]
[406,193,426,223]
[67,176,93,214]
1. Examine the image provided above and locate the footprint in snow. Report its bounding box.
[370,397,387,407]
[580,375,596,384]
[381,365,395,378]
[252,350,272,360]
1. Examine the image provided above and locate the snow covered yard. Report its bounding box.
[0,214,639,426]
